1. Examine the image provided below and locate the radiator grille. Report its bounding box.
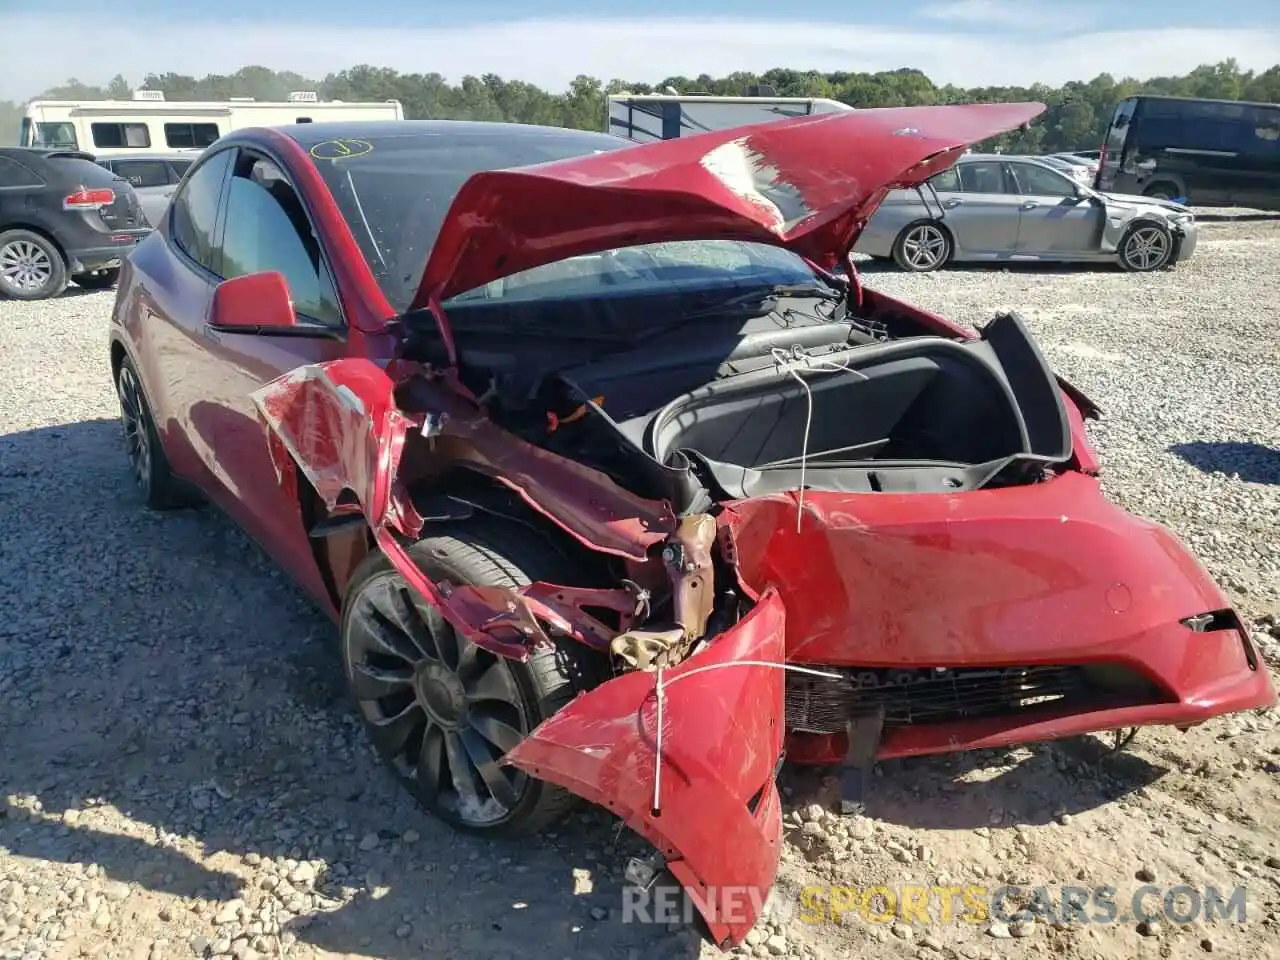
[785,664,1166,732]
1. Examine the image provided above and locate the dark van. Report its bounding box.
[1096,95,1280,210]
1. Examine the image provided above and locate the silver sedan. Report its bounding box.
[854,154,1197,272]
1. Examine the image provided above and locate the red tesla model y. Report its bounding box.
[107,104,1276,949]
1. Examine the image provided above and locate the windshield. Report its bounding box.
[30,121,78,149]
[304,125,820,314]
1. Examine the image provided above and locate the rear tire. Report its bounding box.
[73,268,121,290]
[1142,181,1180,202]
[114,355,199,510]
[340,520,606,837]
[892,221,952,272]
[0,229,68,301]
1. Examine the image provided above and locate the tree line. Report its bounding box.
[3,59,1277,152]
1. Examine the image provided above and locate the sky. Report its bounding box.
[1,0,1277,102]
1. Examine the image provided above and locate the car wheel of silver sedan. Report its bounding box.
[1119,222,1174,272]
[893,222,952,272]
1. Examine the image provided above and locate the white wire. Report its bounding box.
[650,660,843,815]
[652,663,664,814]
[768,346,867,533]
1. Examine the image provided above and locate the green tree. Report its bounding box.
[4,58,1275,153]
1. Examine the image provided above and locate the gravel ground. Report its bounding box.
[2,214,1279,960]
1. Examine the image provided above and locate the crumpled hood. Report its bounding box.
[1095,190,1193,215]
[410,101,1045,308]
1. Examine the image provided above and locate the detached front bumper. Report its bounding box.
[1172,218,1198,262]
[504,589,789,950]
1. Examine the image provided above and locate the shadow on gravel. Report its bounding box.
[1192,212,1280,223]
[851,258,1124,277]
[0,417,699,959]
[1168,441,1280,486]
[783,736,1165,833]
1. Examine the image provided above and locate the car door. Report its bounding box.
[108,158,177,227]
[124,145,236,488]
[183,147,350,601]
[939,160,1022,256]
[1005,160,1105,258]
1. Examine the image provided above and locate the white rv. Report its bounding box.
[18,91,405,157]
[606,92,854,142]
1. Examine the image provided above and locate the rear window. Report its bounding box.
[91,123,152,149]
[164,123,220,149]
[110,159,173,189]
[48,156,128,189]
[168,159,194,178]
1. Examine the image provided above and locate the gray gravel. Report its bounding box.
[1,214,1278,960]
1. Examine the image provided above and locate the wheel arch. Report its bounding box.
[403,467,618,586]
[1142,177,1185,201]
[0,222,69,266]
[306,465,616,612]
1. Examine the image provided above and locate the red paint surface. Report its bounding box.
[413,103,1046,305]
[505,589,788,949]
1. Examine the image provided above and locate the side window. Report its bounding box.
[168,159,193,180]
[1243,107,1280,158]
[170,149,234,272]
[0,157,44,188]
[112,160,172,189]
[165,123,221,149]
[957,162,1009,194]
[91,122,151,149]
[219,157,342,326]
[1008,163,1075,197]
[927,168,961,192]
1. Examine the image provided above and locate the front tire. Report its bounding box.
[0,229,68,300]
[1119,221,1174,272]
[892,221,952,272]
[73,268,121,290]
[340,521,605,837]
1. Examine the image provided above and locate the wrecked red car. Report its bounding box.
[108,105,1276,949]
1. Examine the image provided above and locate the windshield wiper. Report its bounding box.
[675,281,845,322]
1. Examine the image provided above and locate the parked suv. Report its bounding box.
[1097,95,1280,210]
[0,147,150,300]
[94,153,195,228]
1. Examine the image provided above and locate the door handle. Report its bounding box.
[941,198,962,208]
[1021,201,1038,210]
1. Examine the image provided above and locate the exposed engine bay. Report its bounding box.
[367,287,1082,677]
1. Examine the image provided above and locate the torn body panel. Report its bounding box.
[251,358,678,659]
[504,588,788,949]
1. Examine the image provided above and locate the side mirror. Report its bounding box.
[208,272,297,333]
